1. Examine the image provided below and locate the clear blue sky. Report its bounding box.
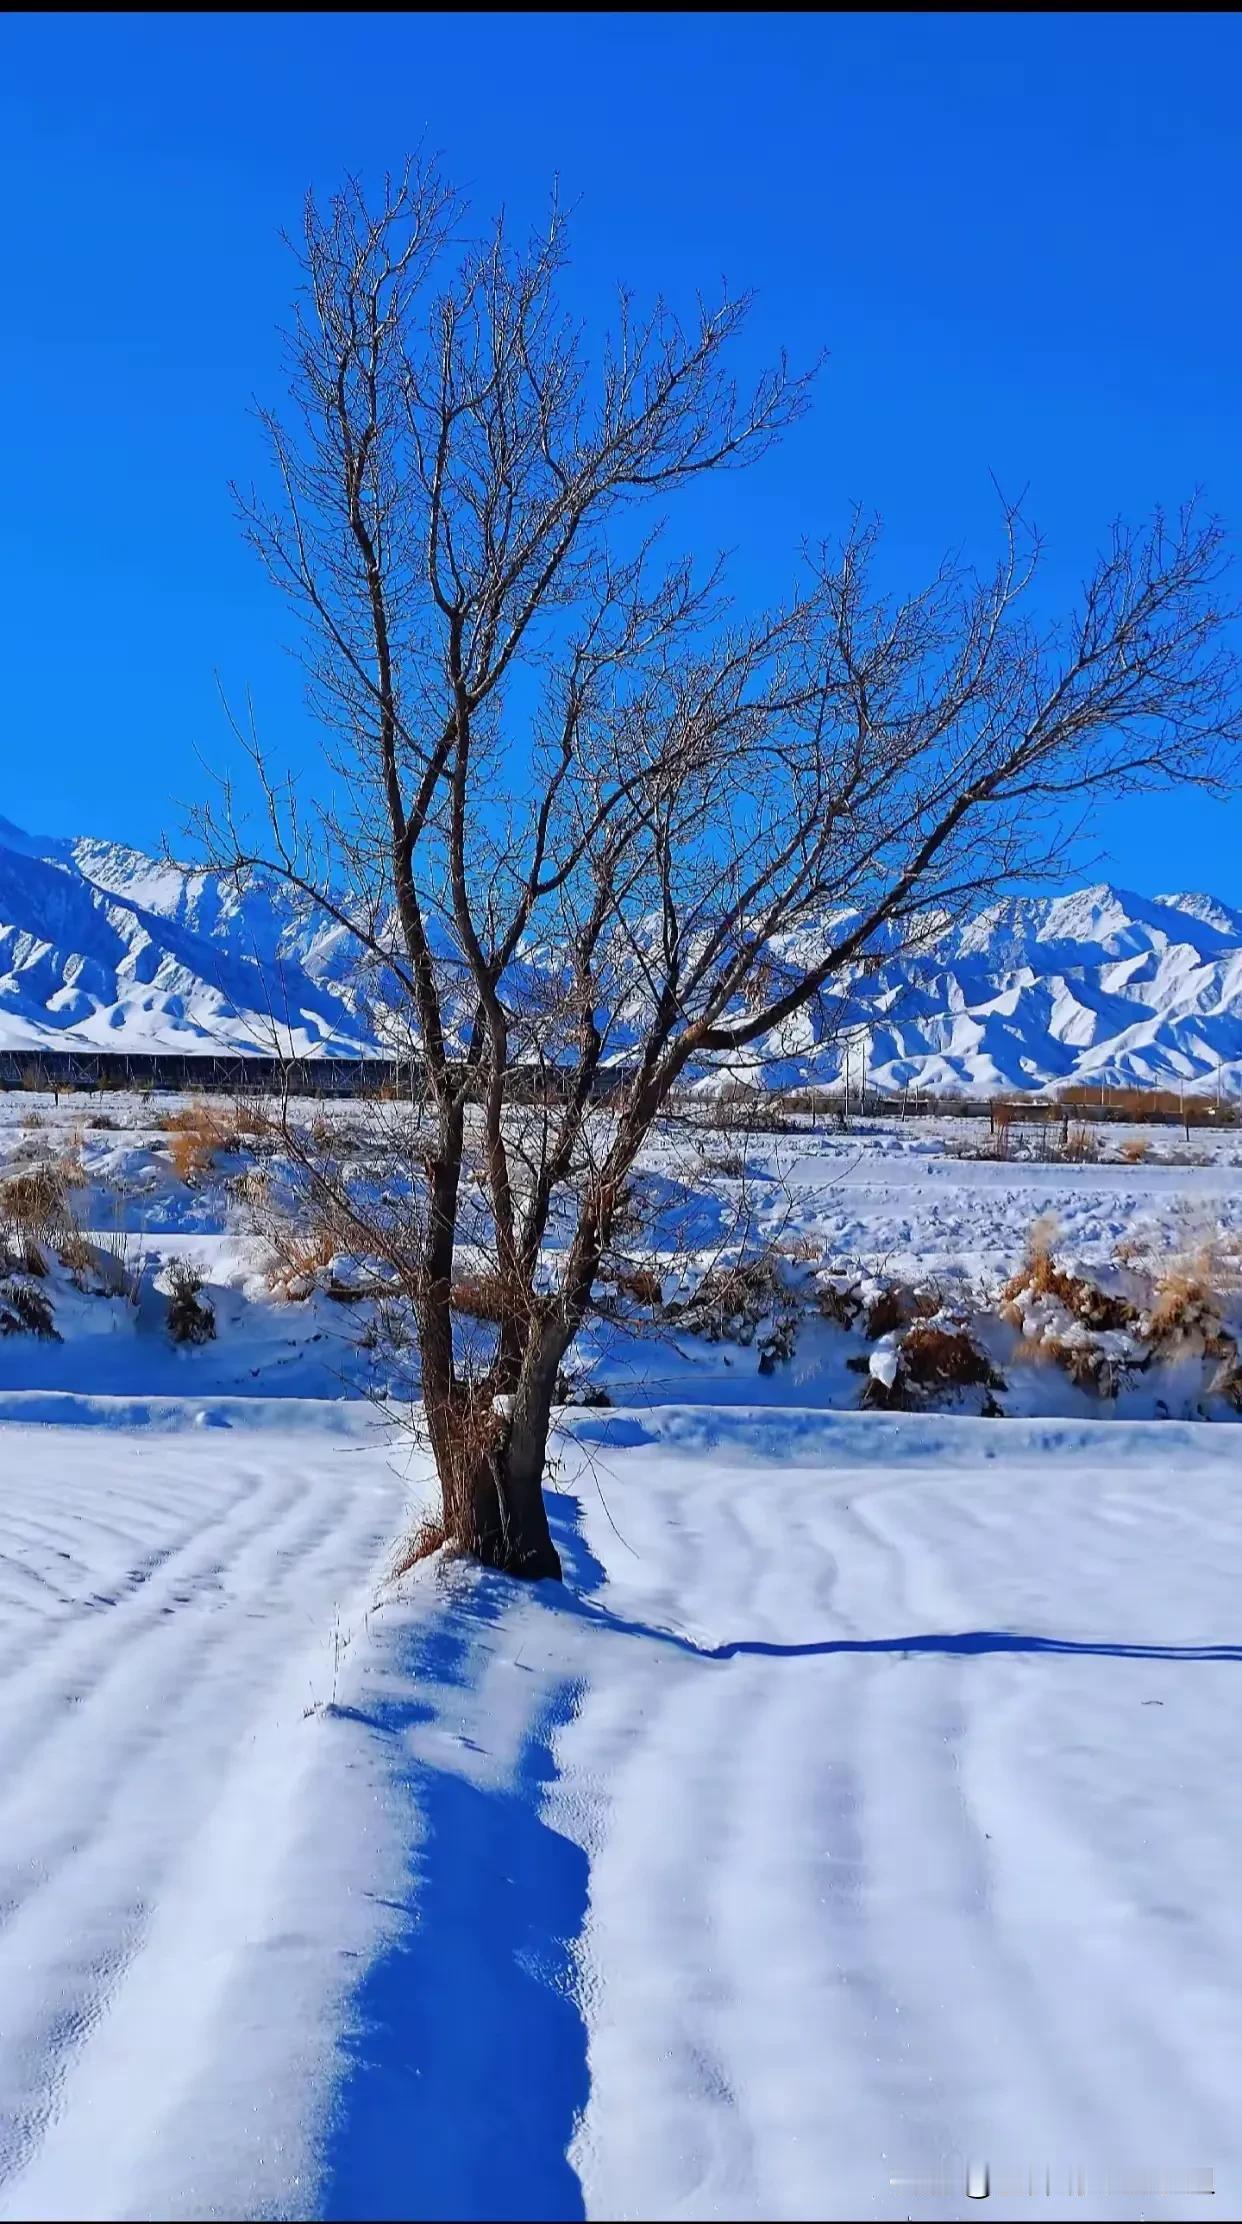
[2,10,1239,896]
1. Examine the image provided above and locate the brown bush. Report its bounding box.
[678,1256,785,1342]
[817,1279,863,1329]
[1002,1220,1136,1333]
[1119,1136,1149,1163]
[0,1154,85,1243]
[1144,1243,1240,1354]
[389,1511,455,1579]
[861,1320,1002,1409]
[1036,1336,1128,1398]
[231,1101,272,1139]
[450,1270,525,1327]
[776,1233,824,1265]
[264,1221,339,1298]
[864,1285,917,1339]
[902,1323,1002,1391]
[164,1102,239,1180]
[0,1276,59,1340]
[1062,1122,1098,1162]
[611,1264,663,1309]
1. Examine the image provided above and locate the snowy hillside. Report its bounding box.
[0,817,372,1058]
[1,816,1242,1094]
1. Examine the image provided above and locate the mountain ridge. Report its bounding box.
[0,820,1239,1095]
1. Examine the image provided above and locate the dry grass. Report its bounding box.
[0,1152,86,1245]
[610,1263,664,1310]
[862,1283,939,1339]
[1062,1122,1098,1163]
[1144,1240,1241,1352]
[678,1256,785,1342]
[164,1102,238,1181]
[864,1285,909,1339]
[264,1221,339,1298]
[388,1512,454,1580]
[0,1275,59,1340]
[1002,1217,1136,1333]
[775,1232,824,1265]
[231,1101,272,1139]
[862,1319,1002,1410]
[1119,1136,1150,1163]
[902,1323,1001,1391]
[450,1269,524,1326]
[816,1279,863,1330]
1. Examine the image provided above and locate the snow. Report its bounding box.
[0,1403,411,2222]
[2,818,1242,1093]
[0,1096,1241,2216]
[6,1406,1236,2219]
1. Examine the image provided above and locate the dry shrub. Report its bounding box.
[227,1166,271,1213]
[231,1100,272,1139]
[816,1278,863,1329]
[1119,1136,1149,1164]
[677,1255,785,1343]
[388,1511,451,1580]
[166,1258,216,1344]
[864,1285,910,1339]
[450,1270,524,1327]
[55,1226,96,1280]
[611,1264,663,1310]
[164,1102,239,1180]
[902,1323,1001,1391]
[0,1275,59,1340]
[264,1220,339,1298]
[697,1145,747,1179]
[863,1281,940,1339]
[1143,1240,1241,1358]
[862,1320,1002,1410]
[1001,1217,1136,1333]
[1,1154,84,1244]
[776,1232,823,1265]
[1062,1122,1098,1162]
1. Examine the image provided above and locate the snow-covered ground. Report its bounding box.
[0,1097,1240,2220]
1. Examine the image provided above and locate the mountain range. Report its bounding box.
[1,817,1240,1096]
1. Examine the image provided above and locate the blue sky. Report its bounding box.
[2,10,1239,895]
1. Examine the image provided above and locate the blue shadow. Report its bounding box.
[317,1491,601,2223]
[555,1597,1242,1665]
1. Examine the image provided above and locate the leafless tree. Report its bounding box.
[202,157,1242,1578]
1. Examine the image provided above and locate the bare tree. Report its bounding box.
[203,157,1242,1578]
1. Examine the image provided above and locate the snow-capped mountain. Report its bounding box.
[759,884,1242,1098]
[0,817,373,1058]
[1,816,1240,1095]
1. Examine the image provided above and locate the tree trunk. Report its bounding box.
[493,1336,565,1580]
[423,1345,565,1582]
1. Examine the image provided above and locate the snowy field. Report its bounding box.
[0,1098,1239,2219]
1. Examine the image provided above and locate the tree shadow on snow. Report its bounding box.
[316,1491,601,2223]
[557,1601,1242,1665]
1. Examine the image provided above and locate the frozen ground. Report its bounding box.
[0,1099,1239,2219]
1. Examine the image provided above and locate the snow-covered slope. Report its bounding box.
[1,816,1241,1092]
[0,818,372,1056]
[757,882,1242,1097]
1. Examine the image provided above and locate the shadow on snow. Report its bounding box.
[316,1491,604,2224]
[556,1606,1242,1664]
[314,1471,1236,2221]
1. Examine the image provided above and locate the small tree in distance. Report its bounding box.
[203,158,1242,1579]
